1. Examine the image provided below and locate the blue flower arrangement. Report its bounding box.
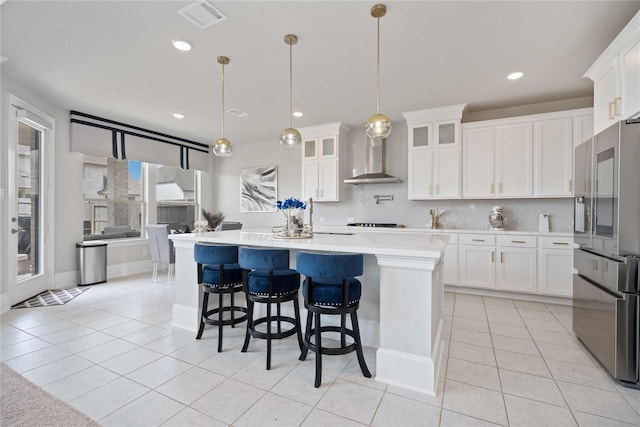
[276,197,307,210]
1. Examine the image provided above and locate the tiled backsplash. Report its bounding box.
[313,184,574,232]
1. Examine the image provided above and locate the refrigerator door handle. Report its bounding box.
[616,294,639,383]
[621,257,640,294]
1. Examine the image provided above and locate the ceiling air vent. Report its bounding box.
[226,108,249,118]
[178,1,227,29]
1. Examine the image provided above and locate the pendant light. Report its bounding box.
[365,3,392,140]
[279,34,301,149]
[212,55,232,157]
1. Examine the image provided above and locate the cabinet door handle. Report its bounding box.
[436,184,440,195]
[604,261,609,272]
[501,252,504,263]
[609,101,615,120]
[490,182,494,194]
[553,242,569,246]
[472,239,485,242]
[499,182,503,194]
[511,240,525,244]
[568,180,573,192]
[614,97,622,117]
[594,260,598,271]
[428,184,433,195]
[320,189,324,198]
[315,189,319,198]
[491,251,495,263]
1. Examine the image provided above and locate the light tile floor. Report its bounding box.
[2,273,640,426]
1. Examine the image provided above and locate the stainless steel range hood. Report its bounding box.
[344,136,402,184]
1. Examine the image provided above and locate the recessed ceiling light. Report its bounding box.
[172,39,192,52]
[293,111,303,118]
[507,71,524,80]
[173,113,185,119]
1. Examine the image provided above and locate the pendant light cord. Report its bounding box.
[221,61,225,138]
[289,41,293,129]
[376,16,380,115]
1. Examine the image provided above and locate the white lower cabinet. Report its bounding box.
[452,233,572,298]
[537,237,574,297]
[443,234,458,285]
[495,236,537,293]
[458,235,496,289]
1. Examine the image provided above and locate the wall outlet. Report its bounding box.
[347,217,354,223]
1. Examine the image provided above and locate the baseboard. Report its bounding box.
[54,261,153,289]
[107,260,152,279]
[445,284,572,306]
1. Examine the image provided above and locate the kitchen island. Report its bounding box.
[169,229,448,395]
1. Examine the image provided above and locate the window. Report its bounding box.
[82,156,143,239]
[154,164,199,233]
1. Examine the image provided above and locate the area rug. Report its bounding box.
[0,362,101,427]
[11,287,88,309]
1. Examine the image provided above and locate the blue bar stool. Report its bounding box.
[296,251,371,388]
[238,247,304,370]
[194,243,247,352]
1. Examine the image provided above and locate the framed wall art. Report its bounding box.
[240,165,278,212]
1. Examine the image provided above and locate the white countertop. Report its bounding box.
[313,225,573,237]
[170,229,449,259]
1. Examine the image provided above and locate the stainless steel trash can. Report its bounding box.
[76,241,107,285]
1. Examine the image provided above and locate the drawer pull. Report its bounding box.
[501,252,504,263]
[511,240,526,244]
[553,242,569,246]
[472,239,485,242]
[491,251,495,263]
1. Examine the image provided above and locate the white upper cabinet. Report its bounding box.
[534,118,573,197]
[299,122,348,202]
[462,122,532,198]
[584,10,640,134]
[403,104,467,200]
[462,108,592,199]
[495,123,533,197]
[462,127,495,198]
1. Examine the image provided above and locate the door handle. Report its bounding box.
[614,97,622,117]
[11,228,23,234]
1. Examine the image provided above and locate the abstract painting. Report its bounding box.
[240,165,278,212]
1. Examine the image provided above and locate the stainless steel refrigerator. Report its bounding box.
[573,119,640,388]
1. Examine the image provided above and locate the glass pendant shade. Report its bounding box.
[213,55,232,157]
[212,137,232,157]
[367,4,392,140]
[279,127,302,148]
[366,113,392,139]
[280,34,301,149]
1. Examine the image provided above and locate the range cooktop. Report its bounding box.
[347,223,398,228]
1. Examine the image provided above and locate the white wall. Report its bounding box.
[210,137,302,228]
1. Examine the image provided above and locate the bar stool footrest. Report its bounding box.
[305,325,358,355]
[249,315,299,340]
[203,306,248,327]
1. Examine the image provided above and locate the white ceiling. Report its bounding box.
[2,1,639,146]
